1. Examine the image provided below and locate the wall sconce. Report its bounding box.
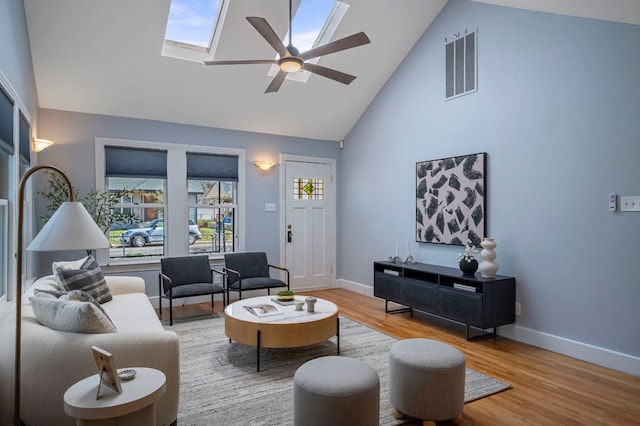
[254,161,275,172]
[32,138,54,152]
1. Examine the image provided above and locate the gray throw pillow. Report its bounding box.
[35,288,114,326]
[29,294,117,334]
[54,255,112,303]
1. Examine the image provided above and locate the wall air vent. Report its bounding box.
[445,30,477,100]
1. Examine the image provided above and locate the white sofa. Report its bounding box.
[21,275,180,426]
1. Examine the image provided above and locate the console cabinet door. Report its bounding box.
[374,271,403,303]
[438,287,483,327]
[404,278,438,314]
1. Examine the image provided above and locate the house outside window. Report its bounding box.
[96,138,245,264]
[187,152,238,255]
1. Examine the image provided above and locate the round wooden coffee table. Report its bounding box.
[224,295,339,371]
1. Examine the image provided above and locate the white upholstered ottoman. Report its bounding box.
[389,338,466,426]
[293,356,380,426]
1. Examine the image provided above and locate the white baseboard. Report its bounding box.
[337,279,640,377]
[498,324,640,377]
[150,280,640,377]
[336,279,374,297]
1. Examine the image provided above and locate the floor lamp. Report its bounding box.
[14,165,110,426]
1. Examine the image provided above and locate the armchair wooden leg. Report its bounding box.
[211,294,214,312]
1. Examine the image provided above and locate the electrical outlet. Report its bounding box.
[620,196,640,212]
[265,203,276,212]
[515,302,521,316]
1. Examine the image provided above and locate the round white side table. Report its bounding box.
[63,367,166,426]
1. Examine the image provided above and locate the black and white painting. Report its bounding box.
[416,152,486,246]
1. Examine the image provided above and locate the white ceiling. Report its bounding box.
[24,0,640,141]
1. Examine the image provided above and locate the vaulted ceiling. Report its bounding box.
[23,0,640,141]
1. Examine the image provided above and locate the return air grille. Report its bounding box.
[445,30,477,100]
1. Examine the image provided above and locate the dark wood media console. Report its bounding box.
[373,261,516,340]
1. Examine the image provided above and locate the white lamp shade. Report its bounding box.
[27,201,110,251]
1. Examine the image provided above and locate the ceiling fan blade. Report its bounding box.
[203,59,276,66]
[246,17,288,58]
[303,63,357,85]
[265,70,288,94]
[298,32,370,61]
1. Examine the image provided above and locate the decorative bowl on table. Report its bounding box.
[277,290,295,301]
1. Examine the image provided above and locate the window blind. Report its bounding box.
[187,152,238,182]
[105,146,167,178]
[0,87,14,155]
[19,113,30,165]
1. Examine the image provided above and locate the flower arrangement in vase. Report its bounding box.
[456,240,479,275]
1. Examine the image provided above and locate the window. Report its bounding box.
[1,76,33,301]
[0,86,14,201]
[165,0,221,48]
[267,1,349,84]
[96,138,245,264]
[18,112,31,177]
[293,178,324,200]
[105,146,167,260]
[187,152,238,255]
[0,201,7,299]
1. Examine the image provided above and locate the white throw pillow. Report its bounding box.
[52,256,89,278]
[29,294,117,334]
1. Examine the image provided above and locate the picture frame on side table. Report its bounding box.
[416,152,486,246]
[91,345,122,398]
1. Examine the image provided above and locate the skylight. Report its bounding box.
[287,0,336,53]
[164,0,220,48]
[162,0,347,82]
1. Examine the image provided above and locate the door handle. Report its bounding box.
[287,230,293,243]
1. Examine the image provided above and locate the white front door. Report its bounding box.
[283,158,335,291]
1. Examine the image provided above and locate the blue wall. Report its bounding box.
[4,0,639,382]
[0,1,39,423]
[0,0,38,114]
[36,108,340,282]
[339,0,640,370]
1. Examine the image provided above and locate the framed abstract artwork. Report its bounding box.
[416,152,486,246]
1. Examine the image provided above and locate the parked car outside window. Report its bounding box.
[120,218,202,247]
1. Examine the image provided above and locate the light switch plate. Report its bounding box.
[620,196,640,212]
[265,203,277,212]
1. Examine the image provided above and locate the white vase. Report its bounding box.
[478,237,499,278]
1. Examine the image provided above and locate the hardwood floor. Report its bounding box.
[163,289,640,425]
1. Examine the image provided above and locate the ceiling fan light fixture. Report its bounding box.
[279,57,303,73]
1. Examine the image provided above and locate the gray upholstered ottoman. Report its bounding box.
[293,356,380,426]
[389,338,466,426]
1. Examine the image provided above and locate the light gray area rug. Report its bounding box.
[167,314,510,425]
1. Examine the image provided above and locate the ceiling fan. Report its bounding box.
[203,0,371,93]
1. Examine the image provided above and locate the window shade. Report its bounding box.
[19,113,30,165]
[187,152,238,182]
[105,146,167,178]
[0,87,14,155]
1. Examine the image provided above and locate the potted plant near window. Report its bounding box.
[38,171,138,240]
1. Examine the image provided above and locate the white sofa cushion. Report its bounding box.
[29,294,117,334]
[103,293,165,333]
[20,275,179,426]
